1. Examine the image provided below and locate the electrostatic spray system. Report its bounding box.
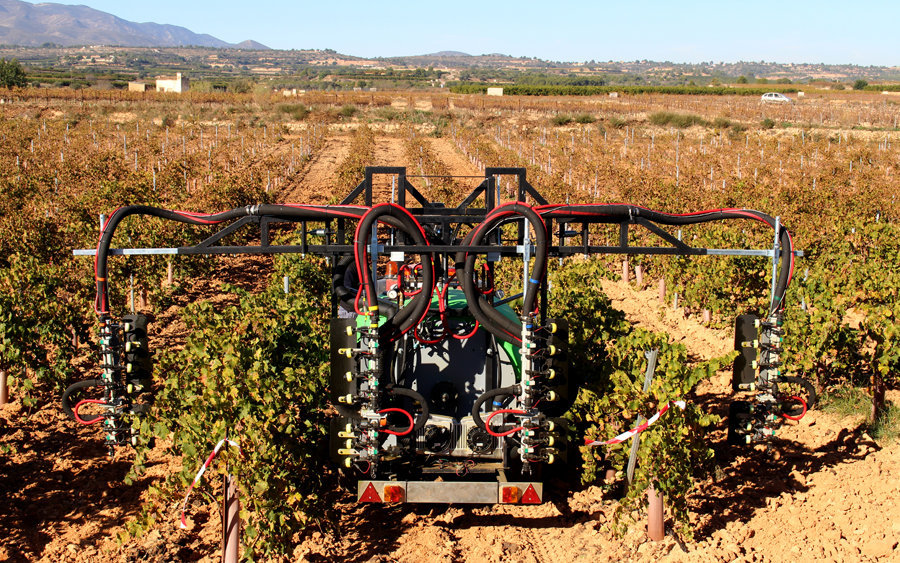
[63,167,812,505]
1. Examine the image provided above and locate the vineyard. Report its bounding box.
[1,87,899,562]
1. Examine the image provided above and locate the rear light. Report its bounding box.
[500,485,519,503]
[521,484,541,504]
[383,485,405,503]
[359,482,381,503]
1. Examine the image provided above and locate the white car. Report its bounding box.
[761,92,792,103]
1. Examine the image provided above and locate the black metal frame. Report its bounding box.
[77,167,781,260]
[74,166,797,329]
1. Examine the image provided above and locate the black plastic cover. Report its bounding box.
[732,314,759,392]
[542,318,571,417]
[727,400,753,446]
[330,317,357,406]
[122,313,152,387]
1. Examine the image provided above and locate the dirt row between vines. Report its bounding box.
[2,132,897,562]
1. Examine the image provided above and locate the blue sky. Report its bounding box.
[24,0,900,66]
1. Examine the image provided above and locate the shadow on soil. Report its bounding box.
[0,406,148,563]
[691,386,876,539]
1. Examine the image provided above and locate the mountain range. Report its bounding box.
[0,0,267,49]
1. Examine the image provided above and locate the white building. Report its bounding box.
[156,72,189,93]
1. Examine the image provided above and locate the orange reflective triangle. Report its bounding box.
[359,482,381,503]
[521,484,541,504]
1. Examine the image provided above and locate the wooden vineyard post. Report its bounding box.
[872,373,886,422]
[658,278,666,305]
[622,259,630,283]
[223,473,240,563]
[0,369,8,406]
[635,264,644,288]
[647,484,665,541]
[167,261,174,287]
[623,350,667,542]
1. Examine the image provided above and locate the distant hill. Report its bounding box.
[425,51,472,57]
[234,40,270,50]
[0,0,265,48]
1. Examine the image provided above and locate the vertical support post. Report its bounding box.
[398,169,407,208]
[370,226,378,296]
[519,220,533,416]
[522,217,531,301]
[872,373,886,422]
[283,275,290,294]
[390,176,396,247]
[166,261,174,287]
[0,369,8,406]
[621,259,630,283]
[769,216,781,312]
[647,484,665,541]
[364,168,373,207]
[129,273,135,314]
[658,278,665,305]
[673,230,682,309]
[626,349,659,484]
[222,473,240,563]
[483,175,496,211]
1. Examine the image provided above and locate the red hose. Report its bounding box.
[354,285,365,316]
[377,408,415,436]
[485,409,526,438]
[780,395,808,421]
[74,399,107,425]
[414,283,448,345]
[414,324,444,345]
[451,319,480,340]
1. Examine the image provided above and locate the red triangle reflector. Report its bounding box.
[521,484,541,504]
[359,482,381,503]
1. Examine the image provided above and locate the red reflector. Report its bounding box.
[501,486,519,503]
[521,484,541,504]
[359,482,381,503]
[383,485,404,503]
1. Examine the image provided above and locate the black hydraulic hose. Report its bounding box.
[385,386,430,432]
[455,204,549,344]
[471,385,521,431]
[540,205,794,315]
[355,206,423,334]
[331,255,398,317]
[61,379,105,423]
[353,204,434,341]
[332,255,357,308]
[456,225,521,342]
[94,203,369,315]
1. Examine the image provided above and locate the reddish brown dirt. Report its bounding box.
[282,134,350,204]
[374,136,408,167]
[2,132,898,562]
[429,136,482,180]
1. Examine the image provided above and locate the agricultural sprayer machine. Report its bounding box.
[63,167,811,506]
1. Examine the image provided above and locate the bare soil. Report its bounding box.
[1,132,897,562]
